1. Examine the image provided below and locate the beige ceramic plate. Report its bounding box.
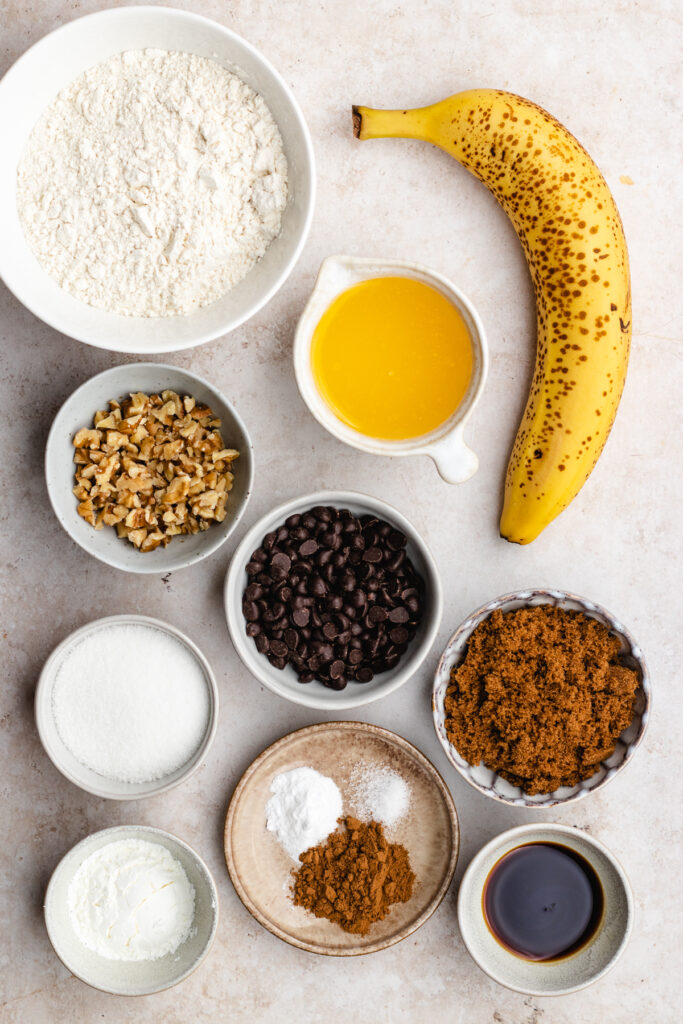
[224,722,459,955]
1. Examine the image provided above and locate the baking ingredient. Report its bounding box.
[17,49,287,317]
[292,817,414,935]
[52,621,210,783]
[73,390,239,551]
[266,767,343,860]
[243,505,424,689]
[349,765,410,828]
[311,277,473,439]
[68,838,195,961]
[353,90,631,543]
[443,605,638,794]
[483,842,603,961]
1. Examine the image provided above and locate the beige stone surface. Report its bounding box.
[1,1,681,1021]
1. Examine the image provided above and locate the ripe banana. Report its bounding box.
[353,91,631,544]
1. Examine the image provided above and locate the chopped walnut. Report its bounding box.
[72,391,239,551]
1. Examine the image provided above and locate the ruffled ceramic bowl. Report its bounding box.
[432,588,650,808]
[293,255,488,483]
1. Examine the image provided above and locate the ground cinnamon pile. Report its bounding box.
[292,817,415,934]
[444,605,639,795]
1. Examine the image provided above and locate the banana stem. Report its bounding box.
[352,104,435,142]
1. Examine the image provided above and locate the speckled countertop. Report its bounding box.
[1,1,681,1021]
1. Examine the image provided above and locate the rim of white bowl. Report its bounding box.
[456,822,634,996]
[44,362,255,574]
[432,588,650,808]
[0,6,316,352]
[224,490,443,710]
[44,824,220,996]
[35,614,219,800]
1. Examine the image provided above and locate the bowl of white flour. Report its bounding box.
[0,7,315,352]
[44,825,219,995]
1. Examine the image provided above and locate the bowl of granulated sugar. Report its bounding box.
[36,614,218,800]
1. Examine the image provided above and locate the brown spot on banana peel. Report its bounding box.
[352,90,631,545]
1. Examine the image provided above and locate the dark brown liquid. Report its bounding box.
[483,842,603,962]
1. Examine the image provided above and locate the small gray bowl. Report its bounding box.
[433,588,650,808]
[224,490,443,710]
[44,825,219,996]
[35,614,218,800]
[457,823,633,995]
[45,362,254,573]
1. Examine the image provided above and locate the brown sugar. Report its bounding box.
[444,605,639,795]
[291,817,415,935]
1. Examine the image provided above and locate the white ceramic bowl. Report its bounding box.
[44,825,219,995]
[224,490,443,710]
[293,255,488,483]
[433,589,650,808]
[0,6,315,352]
[45,362,254,574]
[457,823,634,995]
[35,614,218,800]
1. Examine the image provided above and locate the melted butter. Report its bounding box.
[311,277,473,440]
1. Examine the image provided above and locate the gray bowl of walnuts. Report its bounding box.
[45,363,254,573]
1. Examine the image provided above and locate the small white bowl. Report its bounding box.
[44,825,219,996]
[433,589,650,808]
[45,362,254,574]
[457,823,634,995]
[0,6,315,352]
[224,490,443,710]
[293,255,488,483]
[36,614,218,800]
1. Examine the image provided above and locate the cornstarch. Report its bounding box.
[17,49,288,316]
[52,621,210,783]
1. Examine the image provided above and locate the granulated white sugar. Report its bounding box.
[349,765,410,829]
[52,622,210,783]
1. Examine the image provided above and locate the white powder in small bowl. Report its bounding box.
[349,765,410,829]
[52,621,210,784]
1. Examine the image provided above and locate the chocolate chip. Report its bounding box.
[255,634,269,654]
[389,627,409,645]
[368,605,387,624]
[356,667,374,683]
[299,539,318,556]
[388,606,409,623]
[243,601,259,622]
[271,552,291,574]
[387,530,406,550]
[292,607,310,627]
[363,546,382,563]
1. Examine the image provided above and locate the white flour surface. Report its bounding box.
[16,49,288,316]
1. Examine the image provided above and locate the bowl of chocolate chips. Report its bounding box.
[224,491,443,709]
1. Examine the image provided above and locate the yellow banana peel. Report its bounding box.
[353,91,631,544]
